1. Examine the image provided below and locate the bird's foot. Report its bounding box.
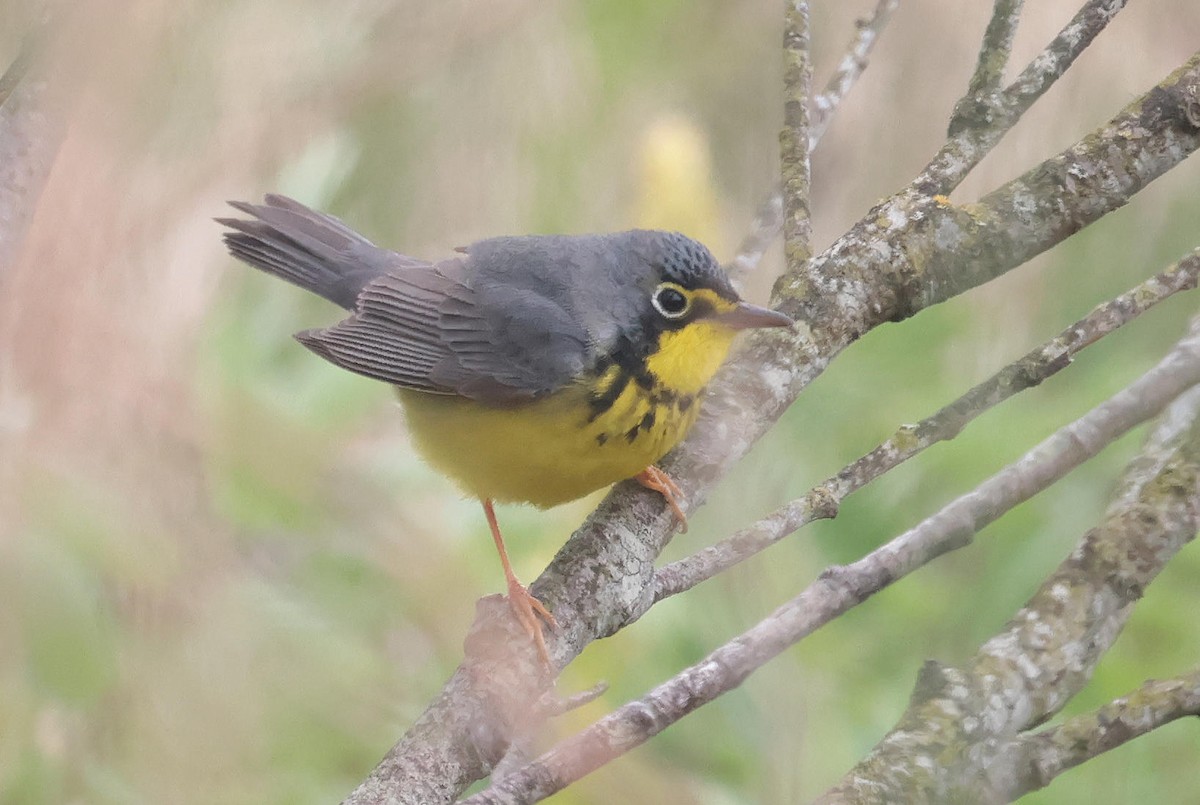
[506,576,558,669]
[635,465,688,532]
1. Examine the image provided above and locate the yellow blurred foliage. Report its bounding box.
[635,114,723,251]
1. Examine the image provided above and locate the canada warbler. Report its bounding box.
[218,194,792,664]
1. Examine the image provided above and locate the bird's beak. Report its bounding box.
[718,301,794,330]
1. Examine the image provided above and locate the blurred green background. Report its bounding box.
[2,1,1199,803]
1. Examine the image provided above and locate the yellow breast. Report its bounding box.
[398,318,739,508]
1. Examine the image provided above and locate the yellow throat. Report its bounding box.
[400,295,741,508]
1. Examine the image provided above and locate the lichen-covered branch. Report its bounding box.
[654,250,1200,601]
[347,42,1200,805]
[460,318,1200,805]
[810,0,900,145]
[732,0,898,280]
[961,0,1023,102]
[1005,0,1129,120]
[733,0,899,281]
[728,190,784,280]
[817,336,1200,804]
[780,0,813,269]
[786,51,1200,339]
[937,0,1129,188]
[1000,667,1200,798]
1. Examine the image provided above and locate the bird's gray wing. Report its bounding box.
[296,258,590,405]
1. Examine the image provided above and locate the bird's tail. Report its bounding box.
[217,194,397,311]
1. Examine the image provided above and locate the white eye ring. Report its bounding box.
[652,283,691,320]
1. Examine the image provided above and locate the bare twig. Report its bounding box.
[780,0,814,269]
[461,321,1200,805]
[963,0,1024,100]
[948,0,1025,136]
[810,0,900,145]
[934,0,1130,190]
[349,47,1200,805]
[1005,0,1130,120]
[1000,667,1200,798]
[1108,383,1200,512]
[728,190,784,280]
[488,682,613,783]
[539,683,608,718]
[820,367,1200,803]
[880,53,1200,322]
[655,250,1200,600]
[733,0,899,279]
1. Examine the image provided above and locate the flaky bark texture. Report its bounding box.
[654,252,1200,601]
[1004,666,1200,796]
[346,28,1200,805]
[2,3,1196,804]
[818,379,1200,803]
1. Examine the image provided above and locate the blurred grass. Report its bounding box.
[2,1,1200,803]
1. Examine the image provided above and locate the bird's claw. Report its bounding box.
[506,577,557,669]
[636,465,688,532]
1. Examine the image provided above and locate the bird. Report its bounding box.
[217,194,792,666]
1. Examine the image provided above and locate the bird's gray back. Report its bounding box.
[464,232,658,363]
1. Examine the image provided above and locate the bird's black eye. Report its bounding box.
[652,282,691,320]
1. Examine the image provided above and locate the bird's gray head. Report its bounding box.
[461,229,789,357]
[630,230,735,296]
[619,230,742,331]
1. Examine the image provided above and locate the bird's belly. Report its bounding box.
[398,384,699,508]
